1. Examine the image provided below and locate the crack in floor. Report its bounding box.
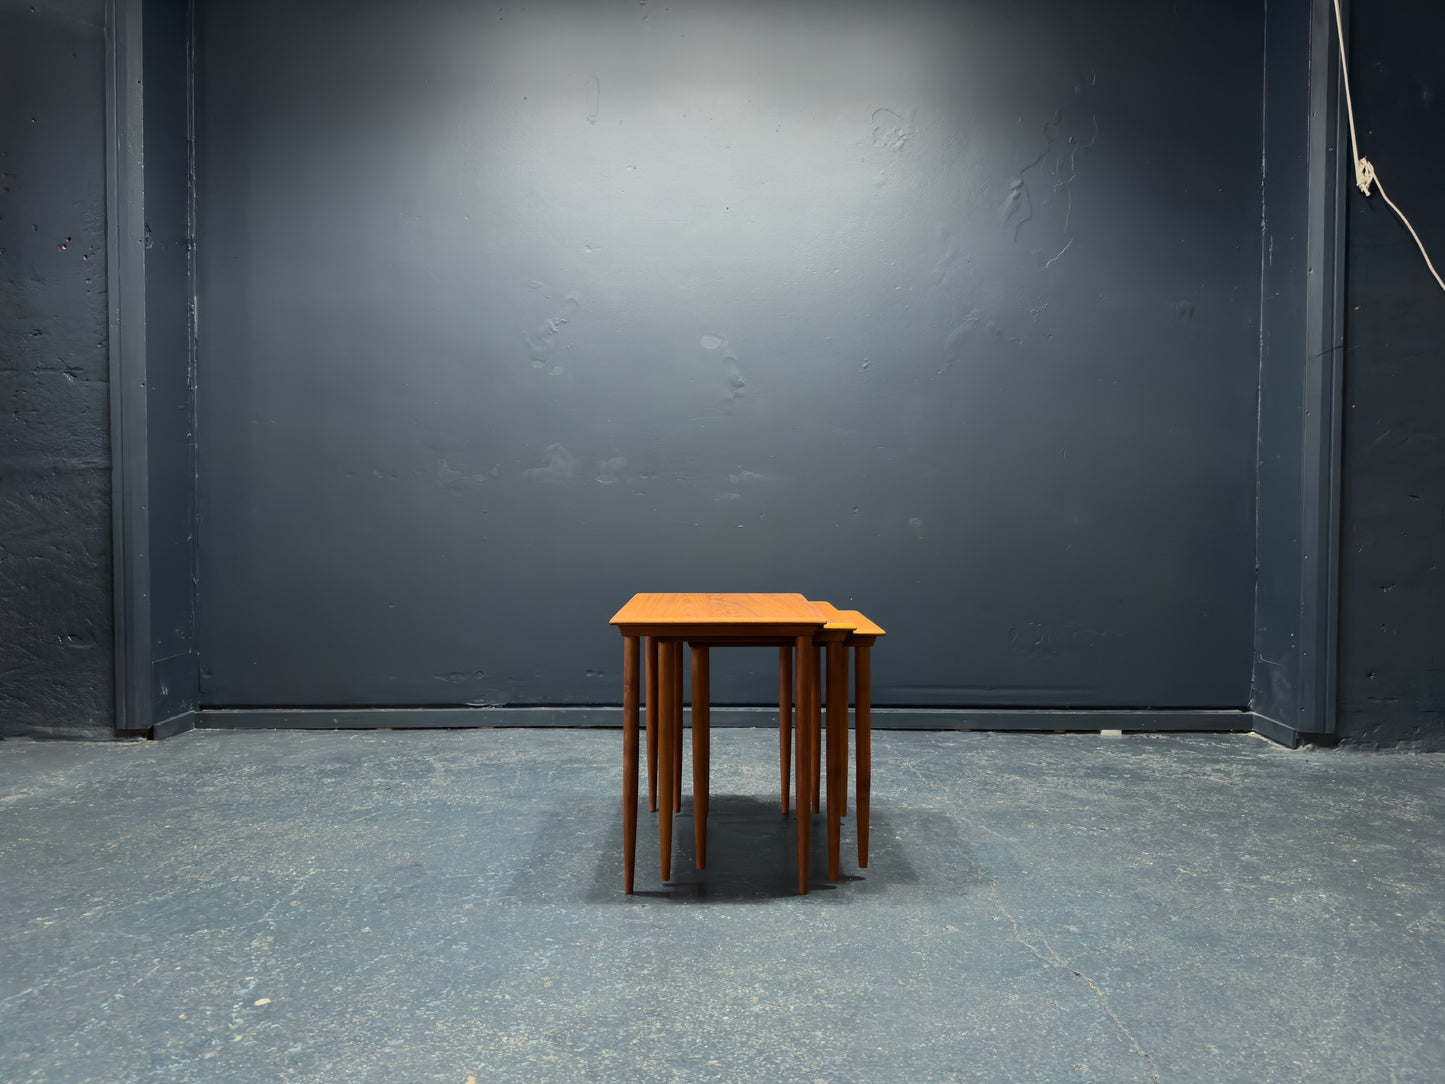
[991,882,1160,1083]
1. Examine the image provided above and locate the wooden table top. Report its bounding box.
[610,592,827,628]
[808,600,853,631]
[834,609,885,637]
[804,600,885,637]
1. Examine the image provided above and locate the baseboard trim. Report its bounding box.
[1250,713,1303,748]
[196,706,1254,732]
[153,710,198,740]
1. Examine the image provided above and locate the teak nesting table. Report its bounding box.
[609,592,881,895]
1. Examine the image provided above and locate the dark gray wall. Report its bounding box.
[6,0,1436,743]
[1337,2,1445,748]
[1249,0,1348,746]
[196,0,1266,713]
[141,0,200,727]
[104,0,200,737]
[0,0,114,739]
[1251,0,1312,727]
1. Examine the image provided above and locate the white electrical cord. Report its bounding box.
[1333,0,1445,295]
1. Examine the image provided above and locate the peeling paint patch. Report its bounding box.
[523,444,580,485]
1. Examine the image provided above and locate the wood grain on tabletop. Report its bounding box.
[610,592,826,626]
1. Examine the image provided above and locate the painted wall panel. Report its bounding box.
[1250,0,1311,728]
[142,0,200,723]
[196,0,1265,710]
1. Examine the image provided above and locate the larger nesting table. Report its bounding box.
[610,592,827,894]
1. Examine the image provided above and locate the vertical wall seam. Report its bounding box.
[104,0,127,732]
[1322,0,1349,737]
[1299,0,1348,734]
[1248,0,1271,718]
[104,0,153,735]
[186,0,202,707]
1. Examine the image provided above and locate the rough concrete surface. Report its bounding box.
[1,729,1442,1082]
[0,0,114,740]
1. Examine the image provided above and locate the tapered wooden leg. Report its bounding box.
[795,634,813,894]
[856,644,871,869]
[778,645,792,814]
[840,648,849,819]
[657,640,674,882]
[622,636,640,894]
[826,639,846,882]
[692,645,710,869]
[810,644,823,815]
[672,641,684,814]
[645,636,659,812]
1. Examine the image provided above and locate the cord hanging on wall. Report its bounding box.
[1334,0,1445,296]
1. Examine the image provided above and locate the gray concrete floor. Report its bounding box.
[1,728,1443,1083]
